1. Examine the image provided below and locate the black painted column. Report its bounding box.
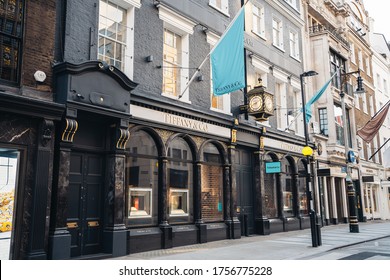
[159,156,172,248]
[104,120,129,257]
[26,119,55,260]
[48,117,77,259]
[254,148,270,235]
[227,145,241,239]
[195,161,207,243]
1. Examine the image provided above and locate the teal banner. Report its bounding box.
[211,7,245,95]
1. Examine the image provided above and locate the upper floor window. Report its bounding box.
[318,108,328,136]
[159,5,195,102]
[0,0,25,84]
[289,30,300,60]
[272,18,283,50]
[163,29,181,97]
[209,0,229,16]
[358,50,363,69]
[99,0,139,79]
[330,50,346,90]
[207,31,231,114]
[376,73,381,90]
[252,4,265,39]
[350,43,356,64]
[284,0,298,10]
[365,56,371,76]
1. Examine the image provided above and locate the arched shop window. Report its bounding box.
[264,154,278,218]
[297,159,308,215]
[126,130,159,227]
[281,157,295,217]
[201,143,223,222]
[167,137,194,224]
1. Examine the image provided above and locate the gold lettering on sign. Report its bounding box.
[280,143,302,153]
[164,113,209,132]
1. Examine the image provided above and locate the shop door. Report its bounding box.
[235,149,254,235]
[67,152,104,257]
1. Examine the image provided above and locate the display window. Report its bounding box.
[263,154,278,218]
[201,143,223,222]
[128,188,152,217]
[126,130,159,226]
[0,150,19,260]
[281,157,295,217]
[297,159,308,215]
[167,137,193,223]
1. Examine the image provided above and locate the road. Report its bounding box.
[300,236,390,260]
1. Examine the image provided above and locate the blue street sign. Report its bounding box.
[348,150,355,163]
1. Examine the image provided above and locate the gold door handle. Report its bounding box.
[67,222,78,229]
[87,221,99,227]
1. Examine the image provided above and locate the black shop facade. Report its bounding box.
[47,61,312,260]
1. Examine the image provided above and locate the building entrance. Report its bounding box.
[235,149,254,235]
[67,152,104,258]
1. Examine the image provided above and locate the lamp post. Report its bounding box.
[300,70,321,247]
[340,70,364,233]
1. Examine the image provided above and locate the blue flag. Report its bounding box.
[211,7,245,96]
[304,72,337,122]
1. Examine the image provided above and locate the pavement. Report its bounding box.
[114,220,390,260]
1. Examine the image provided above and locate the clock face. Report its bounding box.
[249,95,263,112]
[264,95,273,112]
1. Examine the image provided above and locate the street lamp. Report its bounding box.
[340,70,364,233]
[300,70,321,247]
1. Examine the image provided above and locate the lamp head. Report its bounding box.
[302,146,313,156]
[301,70,318,78]
[355,76,365,96]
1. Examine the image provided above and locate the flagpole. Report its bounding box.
[178,0,249,99]
[241,0,248,119]
[369,137,390,160]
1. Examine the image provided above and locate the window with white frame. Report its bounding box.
[351,43,356,64]
[384,78,388,93]
[272,17,283,50]
[159,5,195,101]
[252,4,265,39]
[284,0,298,9]
[358,138,364,160]
[362,93,368,113]
[369,95,374,117]
[367,143,372,161]
[289,30,300,60]
[163,29,182,97]
[354,91,360,110]
[376,73,381,90]
[99,0,139,78]
[358,50,363,69]
[275,82,287,130]
[209,0,229,15]
[365,56,371,76]
[207,32,231,114]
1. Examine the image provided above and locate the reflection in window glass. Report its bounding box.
[98,0,127,70]
[0,151,19,260]
[264,154,278,218]
[281,158,294,217]
[126,130,158,226]
[167,137,193,223]
[297,160,308,215]
[163,29,182,97]
[201,143,223,222]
